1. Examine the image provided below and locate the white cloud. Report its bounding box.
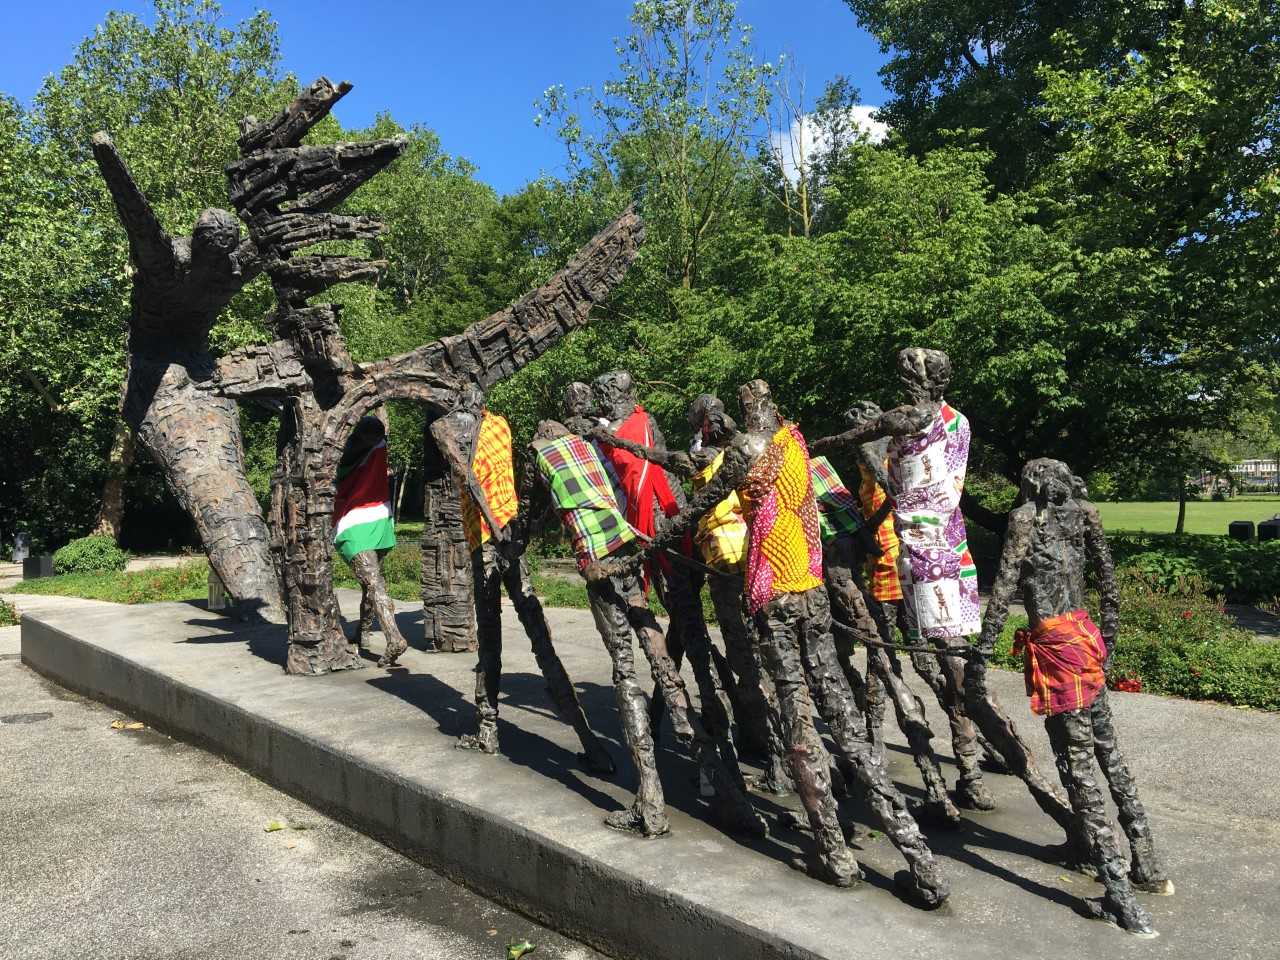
[768,105,889,182]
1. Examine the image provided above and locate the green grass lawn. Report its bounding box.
[1097,498,1280,536]
[7,560,210,604]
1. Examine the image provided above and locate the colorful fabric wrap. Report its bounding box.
[1012,609,1108,717]
[461,411,520,551]
[333,440,396,562]
[809,456,863,544]
[691,450,747,573]
[738,423,824,614]
[533,434,638,570]
[856,462,903,602]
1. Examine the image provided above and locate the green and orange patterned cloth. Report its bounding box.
[532,433,638,571]
[1012,609,1108,716]
[461,410,520,551]
[856,462,903,602]
[809,455,863,544]
[690,450,748,574]
[737,423,824,614]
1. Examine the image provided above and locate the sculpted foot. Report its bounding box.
[456,722,500,755]
[578,743,617,776]
[378,635,408,667]
[911,796,963,828]
[954,777,997,812]
[1131,875,1175,896]
[605,805,670,838]
[1086,896,1159,938]
[789,850,861,888]
[898,864,950,909]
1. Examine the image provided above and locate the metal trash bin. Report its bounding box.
[1229,520,1256,541]
[22,555,54,579]
[1258,517,1280,542]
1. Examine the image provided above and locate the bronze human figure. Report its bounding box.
[430,386,613,772]
[522,417,763,838]
[598,380,948,904]
[812,349,1075,843]
[979,458,1172,936]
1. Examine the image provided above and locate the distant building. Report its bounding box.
[1231,458,1279,486]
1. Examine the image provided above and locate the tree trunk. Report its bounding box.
[1175,475,1187,534]
[420,415,475,652]
[93,393,136,542]
[126,354,283,618]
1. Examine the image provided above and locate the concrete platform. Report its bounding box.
[17,593,1280,960]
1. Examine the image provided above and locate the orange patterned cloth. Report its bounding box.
[857,462,903,602]
[1013,609,1108,717]
[461,411,519,551]
[738,423,824,614]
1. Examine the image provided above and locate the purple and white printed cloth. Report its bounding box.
[887,402,981,640]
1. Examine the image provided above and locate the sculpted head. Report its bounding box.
[563,381,596,420]
[687,393,737,446]
[738,379,782,434]
[842,400,882,428]
[897,348,951,403]
[458,382,485,414]
[592,370,635,421]
[191,208,241,262]
[534,419,571,442]
[1020,457,1074,507]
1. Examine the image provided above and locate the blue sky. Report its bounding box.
[1,1,890,195]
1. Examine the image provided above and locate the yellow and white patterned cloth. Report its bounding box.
[690,450,748,574]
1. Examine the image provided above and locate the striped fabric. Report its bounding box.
[533,434,638,570]
[690,450,748,573]
[738,423,824,614]
[809,456,863,543]
[1013,609,1108,716]
[333,440,396,562]
[461,411,519,551]
[856,463,903,601]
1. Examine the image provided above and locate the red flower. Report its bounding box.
[1181,610,1194,620]
[1113,676,1143,693]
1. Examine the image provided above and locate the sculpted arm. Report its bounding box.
[429,416,509,543]
[586,426,693,477]
[810,403,933,454]
[977,509,1033,655]
[1083,502,1120,649]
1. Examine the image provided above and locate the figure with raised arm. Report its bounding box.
[979,458,1171,936]
[521,414,763,839]
[595,380,948,904]
[811,349,1077,846]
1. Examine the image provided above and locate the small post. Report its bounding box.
[208,567,230,612]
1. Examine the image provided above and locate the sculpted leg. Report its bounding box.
[348,549,408,667]
[754,600,858,886]
[587,578,668,838]
[619,571,764,837]
[457,548,502,754]
[505,554,615,775]
[1089,689,1172,894]
[795,589,949,907]
[1046,709,1156,936]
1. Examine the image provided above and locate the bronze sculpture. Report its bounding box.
[599,380,948,904]
[93,78,644,673]
[979,457,1171,936]
[430,385,614,771]
[812,349,1078,846]
[524,417,762,838]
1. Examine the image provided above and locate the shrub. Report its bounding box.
[1108,533,1280,604]
[992,568,1280,711]
[0,598,18,626]
[52,535,128,574]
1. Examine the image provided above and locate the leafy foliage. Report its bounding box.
[1109,534,1280,605]
[52,535,129,574]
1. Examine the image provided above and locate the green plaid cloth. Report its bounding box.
[533,434,638,569]
[810,456,863,544]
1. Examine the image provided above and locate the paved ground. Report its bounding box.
[12,588,1280,959]
[0,619,602,960]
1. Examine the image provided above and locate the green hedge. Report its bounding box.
[1108,533,1280,604]
[0,597,18,626]
[991,569,1280,711]
[52,535,128,574]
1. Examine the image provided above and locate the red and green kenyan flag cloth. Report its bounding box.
[333,440,396,562]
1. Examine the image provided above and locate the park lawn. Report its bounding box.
[1097,498,1280,536]
[6,560,210,604]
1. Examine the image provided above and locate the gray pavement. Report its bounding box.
[11,590,1280,959]
[0,624,601,960]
